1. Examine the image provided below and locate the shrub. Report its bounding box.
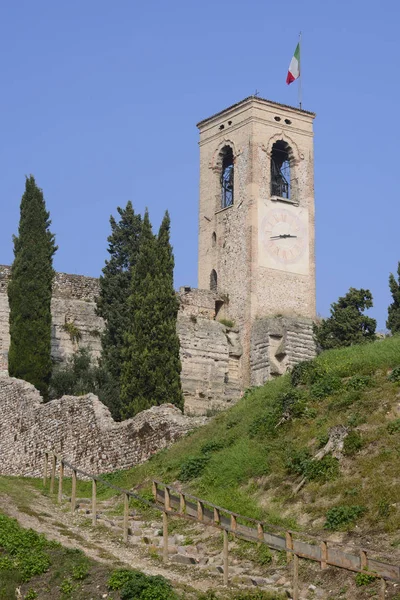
[286,449,339,482]
[346,375,373,390]
[311,375,342,399]
[290,360,326,387]
[120,571,176,600]
[108,569,136,590]
[24,590,38,600]
[388,366,400,382]
[71,563,89,580]
[249,410,278,438]
[324,505,366,530]
[179,456,210,482]
[343,431,363,456]
[200,441,225,454]
[304,456,339,482]
[387,419,400,434]
[285,448,311,476]
[355,570,377,586]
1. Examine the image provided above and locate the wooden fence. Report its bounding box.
[43,451,398,600]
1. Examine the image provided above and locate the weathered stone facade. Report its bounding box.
[0,375,205,477]
[197,97,316,386]
[250,317,315,386]
[0,270,243,413]
[0,265,103,372]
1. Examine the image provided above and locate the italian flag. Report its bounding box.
[286,43,300,85]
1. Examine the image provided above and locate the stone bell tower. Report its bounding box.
[197,96,316,386]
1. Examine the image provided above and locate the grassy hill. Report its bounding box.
[97,335,400,546]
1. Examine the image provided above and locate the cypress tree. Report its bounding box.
[8,176,57,399]
[156,211,184,410]
[120,210,183,418]
[96,201,142,420]
[387,262,400,334]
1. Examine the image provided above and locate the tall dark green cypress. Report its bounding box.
[96,201,142,420]
[8,176,57,399]
[120,210,183,418]
[156,211,184,410]
[387,262,400,334]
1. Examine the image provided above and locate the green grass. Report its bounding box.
[69,336,400,536]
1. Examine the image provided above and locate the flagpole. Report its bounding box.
[298,31,302,109]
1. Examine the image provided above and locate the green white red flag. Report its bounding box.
[286,42,300,85]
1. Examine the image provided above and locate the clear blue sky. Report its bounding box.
[0,0,398,329]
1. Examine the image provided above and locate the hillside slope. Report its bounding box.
[107,336,400,550]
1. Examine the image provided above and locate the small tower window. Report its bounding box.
[212,232,216,247]
[220,146,234,208]
[271,141,291,199]
[210,269,218,291]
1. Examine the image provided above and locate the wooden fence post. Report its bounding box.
[223,528,229,586]
[197,501,204,522]
[152,481,157,502]
[163,511,169,563]
[230,514,237,535]
[257,522,264,545]
[164,487,171,512]
[92,478,97,527]
[293,553,299,600]
[179,493,186,514]
[43,452,48,487]
[50,454,57,494]
[58,460,64,504]
[71,469,77,513]
[379,578,386,600]
[286,531,293,563]
[214,508,220,525]
[360,550,368,570]
[320,540,328,570]
[123,493,129,543]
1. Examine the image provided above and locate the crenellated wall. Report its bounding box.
[0,375,205,477]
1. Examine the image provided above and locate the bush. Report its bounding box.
[200,441,225,455]
[285,450,339,482]
[304,456,339,482]
[346,375,373,390]
[324,505,366,530]
[290,360,326,387]
[310,375,342,399]
[285,448,311,476]
[388,366,400,382]
[387,419,400,434]
[343,431,363,456]
[109,569,176,599]
[355,570,377,586]
[249,410,278,438]
[179,456,210,482]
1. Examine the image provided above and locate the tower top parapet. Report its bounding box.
[197,95,315,129]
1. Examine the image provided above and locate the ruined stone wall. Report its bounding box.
[0,266,103,371]
[250,316,315,386]
[0,375,205,477]
[0,271,243,413]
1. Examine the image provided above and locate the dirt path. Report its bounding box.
[0,485,217,593]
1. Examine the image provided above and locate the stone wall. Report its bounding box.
[0,269,243,412]
[0,266,103,371]
[250,316,315,386]
[0,375,205,477]
[178,314,242,415]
